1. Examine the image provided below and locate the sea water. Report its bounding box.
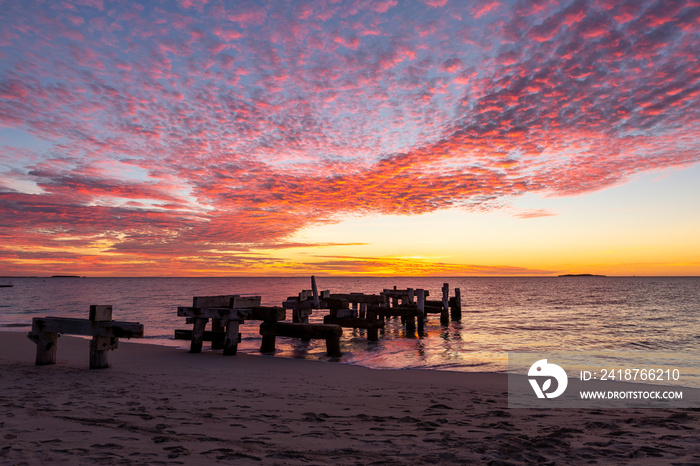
[1,276,698,383]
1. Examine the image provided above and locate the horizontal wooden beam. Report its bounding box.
[178,307,242,319]
[233,296,262,308]
[423,305,445,314]
[282,299,316,310]
[367,305,423,318]
[31,317,143,338]
[193,295,237,308]
[328,293,386,304]
[425,300,444,307]
[260,322,342,339]
[248,306,286,321]
[178,306,284,321]
[323,316,384,330]
[174,329,241,343]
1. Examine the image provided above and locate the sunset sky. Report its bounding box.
[1,0,698,277]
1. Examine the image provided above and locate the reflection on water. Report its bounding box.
[1,276,698,376]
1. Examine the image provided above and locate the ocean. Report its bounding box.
[2,276,698,384]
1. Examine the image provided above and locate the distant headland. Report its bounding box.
[557,273,607,277]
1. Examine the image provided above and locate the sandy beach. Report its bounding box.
[1,331,699,465]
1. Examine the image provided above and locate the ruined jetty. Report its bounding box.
[174,277,463,358]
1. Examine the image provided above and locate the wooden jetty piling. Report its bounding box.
[416,289,426,335]
[177,295,284,355]
[441,283,450,325]
[27,306,144,368]
[260,322,343,357]
[311,275,321,310]
[450,288,462,321]
[172,279,464,360]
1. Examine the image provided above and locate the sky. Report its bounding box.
[0,0,699,277]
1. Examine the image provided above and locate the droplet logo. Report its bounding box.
[528,359,568,399]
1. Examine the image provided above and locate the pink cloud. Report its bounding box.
[472,0,500,19]
[0,0,698,274]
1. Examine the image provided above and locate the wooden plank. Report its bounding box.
[335,308,355,318]
[283,299,316,310]
[177,307,239,319]
[89,305,112,321]
[323,316,384,330]
[258,323,342,356]
[259,322,342,339]
[329,293,385,304]
[381,289,411,298]
[248,306,285,322]
[232,296,261,308]
[31,317,143,338]
[424,303,444,314]
[174,329,227,344]
[193,295,237,308]
[366,305,422,318]
[180,305,282,321]
[324,297,349,310]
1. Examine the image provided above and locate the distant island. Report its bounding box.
[50,275,82,278]
[558,273,607,277]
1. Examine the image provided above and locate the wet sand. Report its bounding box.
[1,331,699,465]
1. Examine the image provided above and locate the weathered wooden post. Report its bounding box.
[89,305,116,369]
[441,283,450,325]
[28,330,58,365]
[326,334,342,357]
[223,319,240,356]
[211,319,225,350]
[359,303,367,319]
[190,317,209,353]
[367,312,380,341]
[451,288,462,321]
[311,275,321,310]
[416,289,425,335]
[260,333,276,353]
[405,313,416,335]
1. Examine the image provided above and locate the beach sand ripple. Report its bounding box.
[1,332,699,465]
